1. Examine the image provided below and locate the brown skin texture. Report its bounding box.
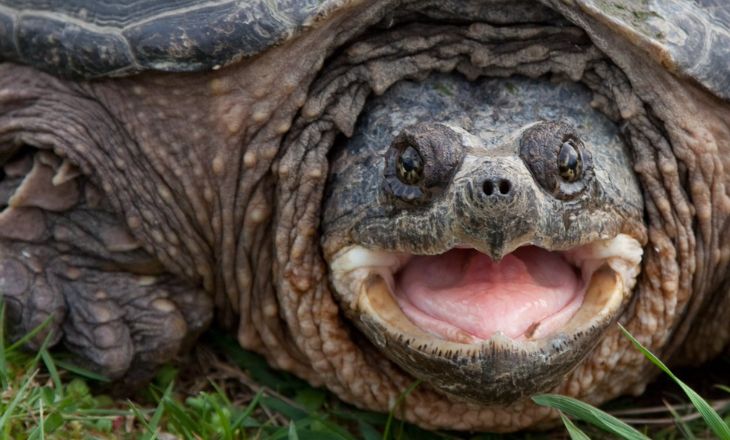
[1,0,729,432]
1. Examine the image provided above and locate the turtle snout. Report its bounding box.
[455,159,539,258]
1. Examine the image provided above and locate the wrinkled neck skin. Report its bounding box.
[0,0,728,432]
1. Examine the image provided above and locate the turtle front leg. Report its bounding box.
[0,146,212,382]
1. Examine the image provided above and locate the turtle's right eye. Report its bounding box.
[396,145,424,185]
[383,122,463,205]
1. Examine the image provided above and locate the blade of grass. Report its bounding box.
[560,412,591,440]
[261,396,308,421]
[75,408,141,416]
[611,399,730,416]
[305,417,356,440]
[141,380,174,440]
[619,323,730,440]
[231,389,263,431]
[383,380,420,440]
[210,397,234,440]
[358,420,381,440]
[159,397,196,440]
[28,397,48,440]
[663,400,696,440]
[129,400,154,436]
[54,360,109,382]
[0,368,39,433]
[39,349,62,398]
[39,398,45,440]
[209,380,233,406]
[288,420,300,440]
[0,300,7,389]
[532,394,650,440]
[332,408,388,426]
[7,314,54,352]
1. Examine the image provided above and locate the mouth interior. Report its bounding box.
[395,247,585,342]
[330,234,643,345]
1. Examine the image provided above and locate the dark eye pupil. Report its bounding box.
[558,141,581,182]
[396,146,424,185]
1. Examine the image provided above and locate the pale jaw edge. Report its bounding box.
[329,234,643,346]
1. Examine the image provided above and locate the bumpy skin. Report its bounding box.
[0,0,729,432]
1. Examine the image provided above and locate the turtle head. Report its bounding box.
[322,74,645,405]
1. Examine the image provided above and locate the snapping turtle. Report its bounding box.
[0,0,729,432]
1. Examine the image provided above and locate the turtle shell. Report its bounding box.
[0,0,345,78]
[0,0,727,93]
[549,0,730,100]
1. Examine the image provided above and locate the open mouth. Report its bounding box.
[395,246,589,343]
[330,233,642,356]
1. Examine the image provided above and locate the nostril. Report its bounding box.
[482,179,512,197]
[482,180,494,196]
[498,179,511,195]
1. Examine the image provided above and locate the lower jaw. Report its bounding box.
[328,234,643,404]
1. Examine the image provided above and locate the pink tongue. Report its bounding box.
[395,247,582,340]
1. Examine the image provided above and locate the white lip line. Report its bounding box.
[330,234,643,344]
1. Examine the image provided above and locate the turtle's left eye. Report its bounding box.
[558,140,582,182]
[396,146,424,185]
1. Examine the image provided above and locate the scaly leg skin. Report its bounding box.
[0,146,212,384]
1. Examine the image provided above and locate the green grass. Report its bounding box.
[0,299,728,439]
